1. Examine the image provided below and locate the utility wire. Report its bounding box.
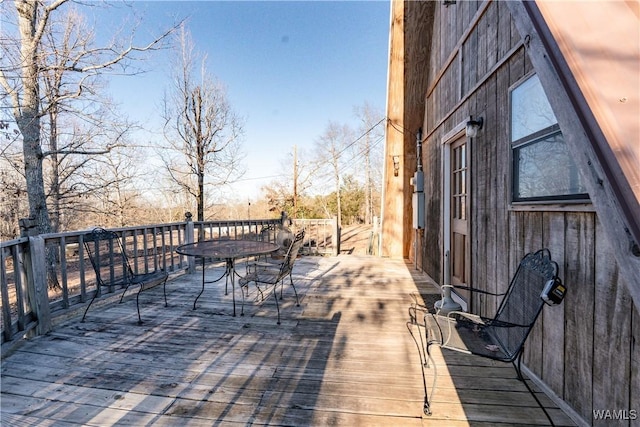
[331,117,386,162]
[336,133,385,177]
[302,117,386,180]
[389,119,417,140]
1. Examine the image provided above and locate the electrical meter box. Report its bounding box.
[411,170,425,229]
[410,171,424,192]
[412,192,425,229]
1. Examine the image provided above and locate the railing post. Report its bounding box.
[25,236,52,337]
[332,216,340,256]
[185,212,195,274]
[19,217,52,338]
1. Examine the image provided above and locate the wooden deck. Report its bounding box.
[1,255,575,426]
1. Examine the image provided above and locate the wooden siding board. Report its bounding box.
[439,5,446,71]
[447,2,457,57]
[459,0,469,44]
[508,212,525,298]
[509,46,526,86]
[541,212,566,399]
[495,63,510,314]
[472,80,487,314]
[425,129,442,283]
[563,212,595,421]
[477,7,488,81]
[524,47,534,75]
[443,61,455,115]
[485,1,499,72]
[510,9,520,47]
[523,212,544,375]
[497,0,513,59]
[467,23,478,98]
[431,3,442,84]
[485,72,498,315]
[593,217,632,421]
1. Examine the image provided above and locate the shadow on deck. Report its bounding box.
[1,255,575,426]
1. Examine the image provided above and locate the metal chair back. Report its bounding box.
[489,249,559,360]
[82,227,167,324]
[277,230,305,280]
[84,228,132,293]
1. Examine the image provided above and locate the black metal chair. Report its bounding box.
[407,249,565,423]
[258,224,294,259]
[240,230,305,324]
[82,228,168,324]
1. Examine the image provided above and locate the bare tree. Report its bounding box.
[260,145,316,218]
[353,103,384,225]
[0,139,27,240]
[161,26,245,226]
[38,7,142,232]
[313,122,354,226]
[0,0,177,237]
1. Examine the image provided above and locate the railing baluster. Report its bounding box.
[1,247,12,342]
[14,245,27,332]
[79,234,87,303]
[60,236,69,309]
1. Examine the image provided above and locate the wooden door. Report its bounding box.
[450,138,470,290]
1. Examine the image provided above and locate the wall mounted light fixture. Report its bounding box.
[392,155,400,177]
[466,117,483,138]
[443,1,457,6]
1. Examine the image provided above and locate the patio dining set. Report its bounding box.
[81,223,306,325]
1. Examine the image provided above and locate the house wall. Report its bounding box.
[382,1,433,259]
[411,1,638,424]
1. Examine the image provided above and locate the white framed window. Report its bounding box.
[510,74,588,202]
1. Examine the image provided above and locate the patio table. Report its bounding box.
[176,239,279,316]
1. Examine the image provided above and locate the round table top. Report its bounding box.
[176,239,279,259]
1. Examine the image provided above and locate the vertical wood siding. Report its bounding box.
[413,1,638,423]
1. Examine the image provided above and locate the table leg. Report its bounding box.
[193,257,227,310]
[194,258,206,310]
[228,259,236,316]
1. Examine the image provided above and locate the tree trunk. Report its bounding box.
[49,108,61,233]
[15,1,58,289]
[17,1,53,237]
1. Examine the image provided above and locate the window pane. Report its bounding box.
[511,74,558,141]
[514,132,588,200]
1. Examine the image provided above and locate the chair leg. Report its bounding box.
[255,283,265,301]
[273,285,281,325]
[81,290,99,322]
[407,319,434,416]
[289,274,299,306]
[163,279,168,307]
[240,277,245,317]
[119,283,132,303]
[135,284,143,325]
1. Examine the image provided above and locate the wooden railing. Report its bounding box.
[0,216,339,345]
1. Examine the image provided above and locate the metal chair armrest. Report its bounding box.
[449,284,506,297]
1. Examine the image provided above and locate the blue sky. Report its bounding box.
[98,1,390,201]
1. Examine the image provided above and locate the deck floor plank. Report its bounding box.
[1,256,576,426]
